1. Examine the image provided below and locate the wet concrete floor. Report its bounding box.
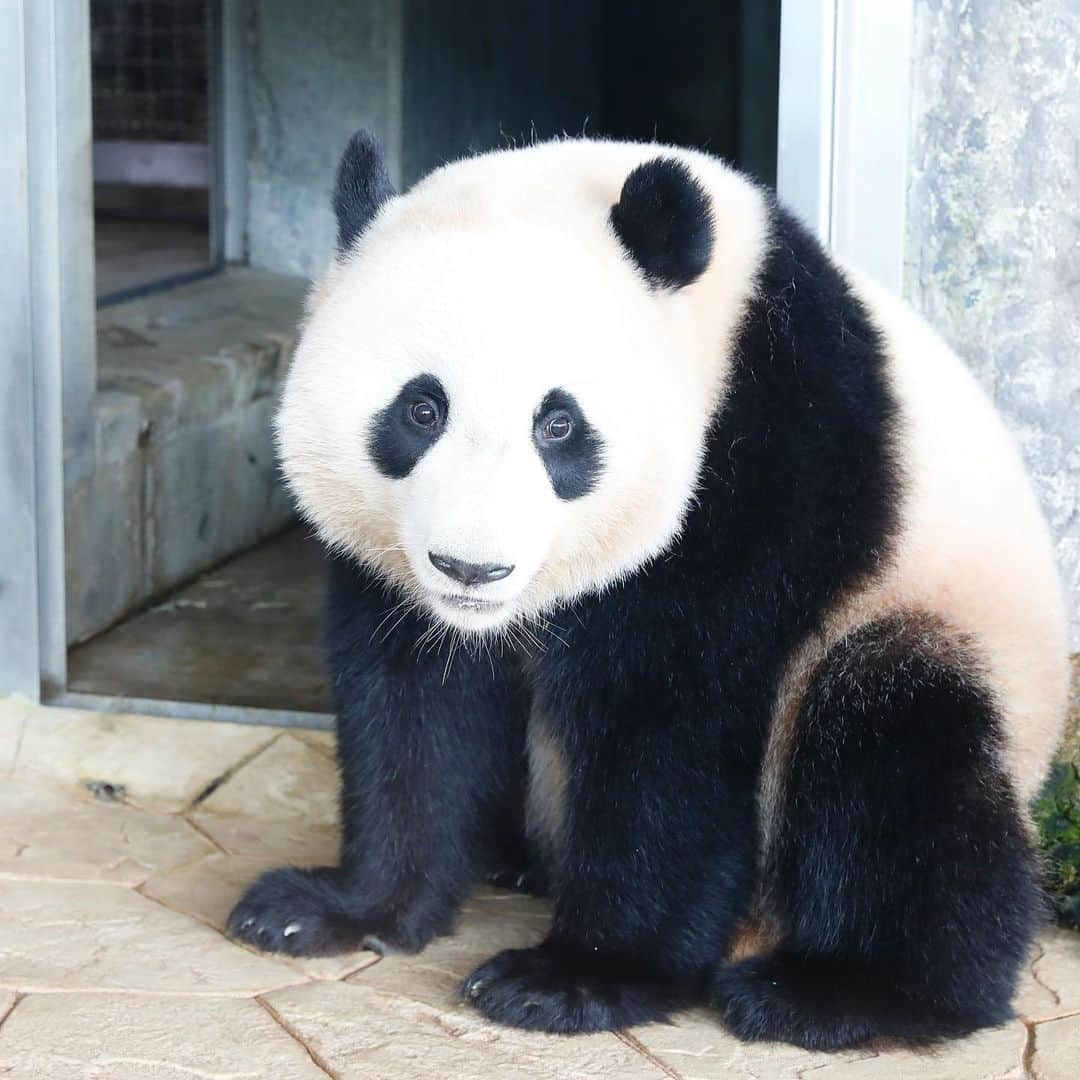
[68,528,332,713]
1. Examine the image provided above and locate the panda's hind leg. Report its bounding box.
[716,615,1042,1050]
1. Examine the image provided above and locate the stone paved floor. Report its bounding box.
[1,698,1078,1079]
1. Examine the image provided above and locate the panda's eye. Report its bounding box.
[542,412,573,442]
[408,398,440,429]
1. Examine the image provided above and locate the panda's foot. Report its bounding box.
[713,953,987,1050]
[461,943,690,1033]
[226,866,425,957]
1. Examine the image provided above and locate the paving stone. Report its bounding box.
[189,729,341,871]
[294,728,337,758]
[188,810,341,864]
[1031,1013,1080,1080]
[808,1023,1028,1080]
[0,992,328,1079]
[4,697,1077,1079]
[264,980,665,1079]
[352,888,551,1008]
[632,1018,1029,1080]
[0,879,303,995]
[0,778,214,885]
[622,1008,873,1080]
[142,852,378,981]
[194,732,341,826]
[1019,926,1080,1020]
[4,700,278,813]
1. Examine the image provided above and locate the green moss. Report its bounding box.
[1033,760,1080,928]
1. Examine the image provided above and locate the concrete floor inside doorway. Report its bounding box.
[68,528,332,715]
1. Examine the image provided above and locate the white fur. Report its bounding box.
[526,706,570,862]
[278,139,766,634]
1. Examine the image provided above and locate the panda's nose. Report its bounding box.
[428,552,514,587]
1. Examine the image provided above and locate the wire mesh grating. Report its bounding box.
[91,0,210,143]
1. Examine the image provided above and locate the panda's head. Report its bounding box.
[278,132,760,635]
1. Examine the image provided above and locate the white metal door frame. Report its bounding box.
[777,0,914,295]
[0,0,96,703]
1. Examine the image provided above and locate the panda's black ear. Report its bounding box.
[332,130,396,254]
[610,157,714,289]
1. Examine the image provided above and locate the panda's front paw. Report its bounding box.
[461,943,687,1033]
[226,866,375,956]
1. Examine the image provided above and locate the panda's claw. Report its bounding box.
[226,866,367,957]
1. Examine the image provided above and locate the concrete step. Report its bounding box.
[66,268,308,645]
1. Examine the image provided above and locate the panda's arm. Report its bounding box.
[227,552,531,957]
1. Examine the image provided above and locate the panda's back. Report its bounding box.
[830,268,1068,799]
[348,136,1067,796]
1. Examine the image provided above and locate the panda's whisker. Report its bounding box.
[378,599,419,644]
[432,622,451,661]
[367,543,408,557]
[418,616,453,662]
[412,617,443,658]
[411,624,432,656]
[441,632,461,684]
[515,619,545,653]
[509,619,540,655]
[370,596,412,642]
[526,612,568,650]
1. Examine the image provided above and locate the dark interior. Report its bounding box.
[402,0,780,186]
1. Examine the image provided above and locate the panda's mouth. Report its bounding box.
[437,593,506,613]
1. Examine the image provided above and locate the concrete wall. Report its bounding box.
[906,0,1080,649]
[246,0,404,279]
[245,0,605,277]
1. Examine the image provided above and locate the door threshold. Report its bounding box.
[48,690,334,730]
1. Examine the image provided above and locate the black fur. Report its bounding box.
[227,555,532,956]
[533,388,604,500]
[714,616,1040,1049]
[610,157,714,289]
[332,129,395,253]
[228,195,1041,1049]
[368,373,448,480]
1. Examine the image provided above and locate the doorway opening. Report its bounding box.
[65,0,781,721]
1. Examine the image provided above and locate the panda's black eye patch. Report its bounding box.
[533,389,603,500]
[369,373,447,479]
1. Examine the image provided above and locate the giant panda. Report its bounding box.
[226,131,1069,1050]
